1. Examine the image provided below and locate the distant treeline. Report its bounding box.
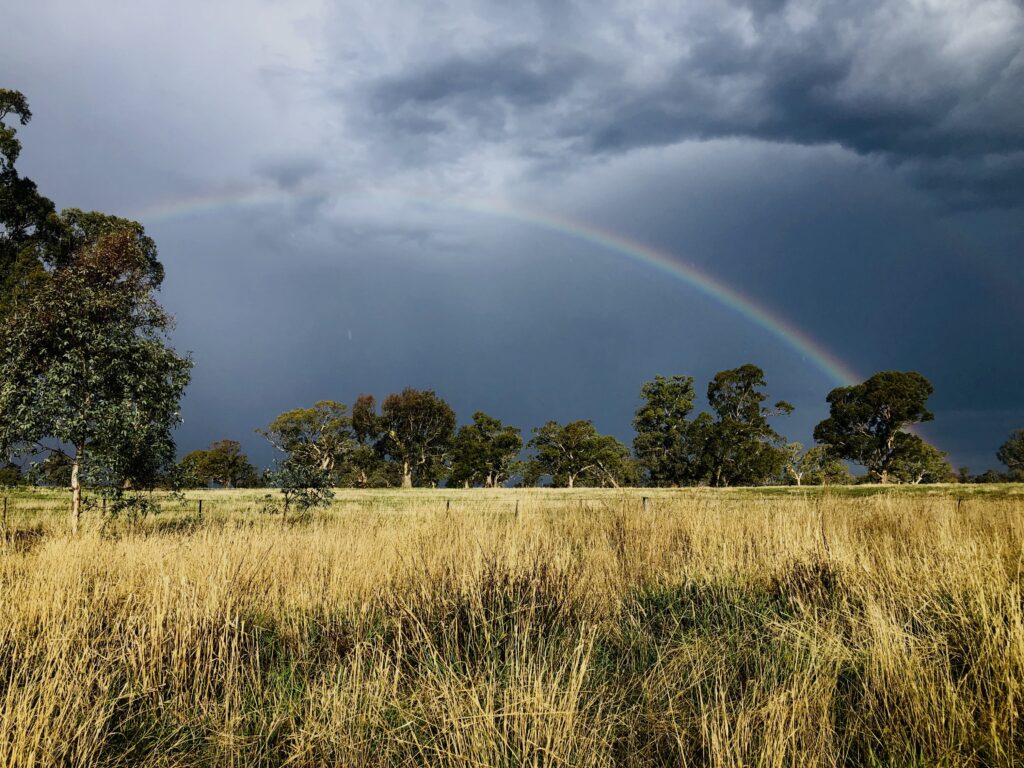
[13,368,1006,492]
[6,369,1021,493]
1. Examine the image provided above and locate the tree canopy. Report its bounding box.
[448,411,523,488]
[525,420,633,488]
[353,389,456,487]
[888,440,955,484]
[181,440,259,489]
[0,89,59,320]
[699,364,793,487]
[0,225,191,531]
[784,443,851,486]
[633,375,698,486]
[997,429,1024,481]
[259,400,354,477]
[813,371,934,483]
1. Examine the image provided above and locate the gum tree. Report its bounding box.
[0,89,60,319]
[180,440,259,488]
[525,420,632,488]
[448,411,522,488]
[997,429,1024,481]
[633,375,698,486]
[814,371,934,483]
[353,389,456,488]
[702,364,793,487]
[0,225,191,533]
[258,400,354,477]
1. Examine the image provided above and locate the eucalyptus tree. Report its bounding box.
[0,89,60,319]
[633,375,698,486]
[0,225,191,533]
[448,411,522,488]
[525,420,632,488]
[180,440,259,488]
[0,463,22,487]
[702,364,793,487]
[784,443,851,486]
[889,440,955,484]
[997,429,1024,481]
[813,371,934,483]
[353,389,456,487]
[259,400,354,478]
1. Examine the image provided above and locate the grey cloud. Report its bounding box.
[353,0,1024,206]
[362,45,598,145]
[255,156,324,189]
[371,46,588,109]
[587,16,1022,159]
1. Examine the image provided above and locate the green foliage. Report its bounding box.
[44,208,162,278]
[0,223,192,527]
[525,420,633,487]
[448,411,523,488]
[0,462,23,487]
[973,469,1010,484]
[274,456,334,514]
[180,440,260,488]
[784,443,852,486]
[813,371,935,483]
[997,429,1024,481]
[259,400,354,481]
[353,389,456,488]
[630,367,792,487]
[0,89,59,320]
[700,364,793,487]
[888,440,955,484]
[633,375,699,486]
[28,452,72,487]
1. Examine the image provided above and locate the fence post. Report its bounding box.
[642,496,650,512]
[198,499,203,518]
[446,499,451,514]
[514,499,519,519]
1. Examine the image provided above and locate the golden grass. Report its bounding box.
[0,487,1022,766]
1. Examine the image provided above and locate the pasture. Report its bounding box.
[1,486,1022,766]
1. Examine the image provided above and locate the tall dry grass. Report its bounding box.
[0,488,1022,766]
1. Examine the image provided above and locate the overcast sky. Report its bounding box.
[4,0,1023,471]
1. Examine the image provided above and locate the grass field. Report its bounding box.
[1,485,1022,766]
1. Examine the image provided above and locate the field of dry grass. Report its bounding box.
[1,486,1022,766]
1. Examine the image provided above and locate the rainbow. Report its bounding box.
[135,187,862,387]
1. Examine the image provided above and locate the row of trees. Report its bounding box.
[166,366,1022,493]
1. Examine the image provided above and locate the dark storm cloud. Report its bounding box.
[360,44,598,157]
[371,46,591,113]
[360,0,1024,205]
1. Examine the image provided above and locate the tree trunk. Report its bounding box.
[567,475,574,489]
[70,452,82,536]
[402,462,412,489]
